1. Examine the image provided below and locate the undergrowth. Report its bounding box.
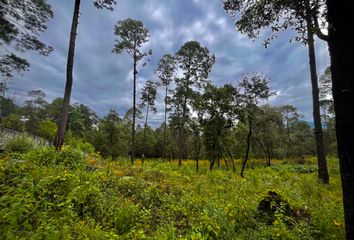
[0,148,344,239]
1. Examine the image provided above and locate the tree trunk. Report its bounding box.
[178,127,183,166]
[226,148,236,172]
[196,138,201,173]
[209,156,215,171]
[131,57,137,165]
[178,99,187,167]
[306,18,329,184]
[224,157,229,170]
[163,85,168,159]
[53,0,80,150]
[266,144,271,166]
[327,1,354,238]
[142,101,149,164]
[286,114,291,157]
[241,114,252,177]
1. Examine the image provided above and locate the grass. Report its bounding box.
[0,149,345,239]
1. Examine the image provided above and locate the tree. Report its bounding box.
[253,105,283,165]
[326,1,354,237]
[238,73,275,177]
[195,83,237,171]
[280,105,301,157]
[291,120,316,158]
[171,41,215,166]
[68,103,98,138]
[53,0,116,150]
[46,98,64,125]
[0,96,17,119]
[155,54,177,159]
[102,109,121,160]
[0,0,53,78]
[223,0,330,183]
[319,67,334,128]
[112,18,151,164]
[319,66,332,99]
[25,90,47,108]
[139,80,157,163]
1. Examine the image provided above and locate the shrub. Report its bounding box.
[57,145,85,169]
[25,146,84,169]
[65,135,95,154]
[5,135,34,153]
[25,146,58,166]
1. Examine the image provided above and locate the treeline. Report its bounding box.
[0,71,336,171]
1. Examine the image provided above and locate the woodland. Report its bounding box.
[0,0,353,239]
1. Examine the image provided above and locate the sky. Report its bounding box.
[8,0,330,126]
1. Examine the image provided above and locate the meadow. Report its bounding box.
[0,146,344,239]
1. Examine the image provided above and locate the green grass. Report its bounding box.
[0,149,344,239]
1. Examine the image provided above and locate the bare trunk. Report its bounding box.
[224,157,229,170]
[196,138,201,173]
[209,156,215,171]
[327,0,354,237]
[306,18,329,184]
[241,114,252,177]
[286,114,291,157]
[53,0,80,150]
[142,101,149,164]
[226,148,236,172]
[163,85,168,159]
[178,127,183,166]
[267,145,271,166]
[131,57,137,165]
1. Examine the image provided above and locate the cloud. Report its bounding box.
[7,0,330,127]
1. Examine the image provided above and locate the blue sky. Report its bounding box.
[8,0,330,126]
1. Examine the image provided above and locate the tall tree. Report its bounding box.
[171,41,215,166]
[326,0,354,237]
[223,0,330,183]
[238,73,275,177]
[112,18,151,164]
[139,80,157,163]
[53,0,116,150]
[155,54,177,159]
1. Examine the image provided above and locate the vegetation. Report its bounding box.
[223,0,330,184]
[0,0,352,238]
[0,145,345,239]
[112,18,152,164]
[53,0,116,150]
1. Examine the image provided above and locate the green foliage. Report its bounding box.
[0,0,53,79]
[25,146,84,169]
[65,135,95,155]
[5,135,34,153]
[38,120,57,140]
[0,146,344,239]
[1,113,23,131]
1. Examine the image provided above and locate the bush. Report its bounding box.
[65,134,95,154]
[5,135,34,153]
[25,146,84,169]
[25,146,58,166]
[57,145,85,169]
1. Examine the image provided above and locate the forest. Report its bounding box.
[0,0,353,239]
